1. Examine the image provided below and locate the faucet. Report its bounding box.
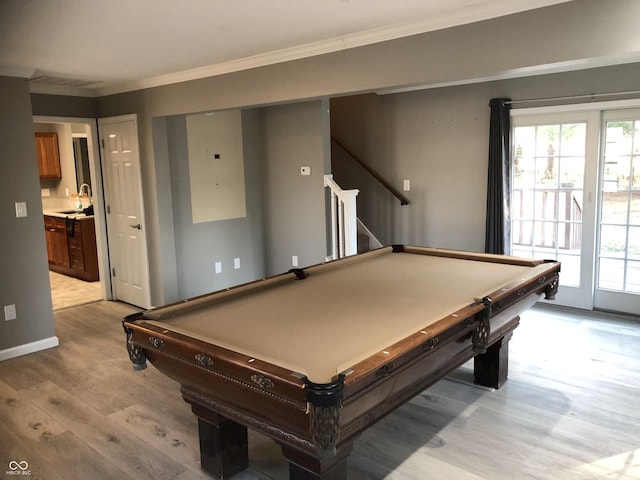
[79,183,91,201]
[77,183,92,209]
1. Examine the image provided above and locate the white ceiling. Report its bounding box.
[0,0,572,97]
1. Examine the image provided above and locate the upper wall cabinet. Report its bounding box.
[35,132,62,179]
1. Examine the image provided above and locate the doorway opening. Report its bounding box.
[34,116,111,310]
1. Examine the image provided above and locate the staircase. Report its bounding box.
[324,175,383,259]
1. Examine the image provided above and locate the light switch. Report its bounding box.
[234,258,241,270]
[15,202,27,218]
[403,180,410,192]
[215,261,222,274]
[300,166,311,176]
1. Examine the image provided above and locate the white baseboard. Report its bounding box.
[0,336,60,361]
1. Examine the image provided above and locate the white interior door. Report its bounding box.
[99,115,151,309]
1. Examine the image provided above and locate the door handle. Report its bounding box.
[129,224,142,230]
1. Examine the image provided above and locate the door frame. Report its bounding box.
[33,115,112,301]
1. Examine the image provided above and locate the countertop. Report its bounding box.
[43,209,94,220]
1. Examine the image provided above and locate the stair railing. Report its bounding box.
[331,136,409,206]
[324,174,359,259]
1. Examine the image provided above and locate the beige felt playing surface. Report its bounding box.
[145,249,545,383]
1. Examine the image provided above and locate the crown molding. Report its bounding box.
[22,0,571,98]
[95,0,572,97]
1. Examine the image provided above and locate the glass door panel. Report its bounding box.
[511,111,599,310]
[595,112,640,313]
[512,120,590,305]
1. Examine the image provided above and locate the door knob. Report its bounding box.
[129,224,142,230]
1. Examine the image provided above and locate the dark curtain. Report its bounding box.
[484,98,511,254]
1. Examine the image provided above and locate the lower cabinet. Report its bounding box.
[44,215,99,281]
[44,216,70,268]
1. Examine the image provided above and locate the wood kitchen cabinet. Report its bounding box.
[44,216,70,268]
[66,217,99,281]
[35,132,62,179]
[44,215,99,281]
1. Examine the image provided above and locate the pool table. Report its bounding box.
[123,245,560,479]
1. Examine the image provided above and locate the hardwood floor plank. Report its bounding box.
[29,430,137,480]
[23,380,189,480]
[0,416,68,480]
[0,379,67,443]
[107,401,202,474]
[0,301,638,479]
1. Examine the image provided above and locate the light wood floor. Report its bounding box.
[0,302,638,479]
[49,271,102,310]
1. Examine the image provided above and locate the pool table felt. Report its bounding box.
[144,249,547,383]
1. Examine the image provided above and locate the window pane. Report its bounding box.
[598,258,625,290]
[512,247,533,258]
[629,226,640,261]
[533,220,557,250]
[626,260,640,293]
[536,125,560,157]
[560,123,586,156]
[536,155,558,187]
[631,190,640,225]
[534,190,555,220]
[605,121,633,156]
[512,220,533,246]
[601,190,629,224]
[600,225,627,258]
[559,157,584,188]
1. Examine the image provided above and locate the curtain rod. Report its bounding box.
[505,89,640,106]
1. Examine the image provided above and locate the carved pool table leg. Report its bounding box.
[473,331,513,389]
[280,440,354,480]
[193,409,249,479]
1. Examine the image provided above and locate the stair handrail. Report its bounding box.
[331,136,410,206]
[324,175,359,259]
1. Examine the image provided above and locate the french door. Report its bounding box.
[595,110,640,313]
[511,104,640,315]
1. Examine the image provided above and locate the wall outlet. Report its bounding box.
[234,257,241,269]
[4,304,16,321]
[215,261,222,274]
[41,188,51,197]
[292,255,299,267]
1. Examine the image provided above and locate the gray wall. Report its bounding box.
[330,63,640,252]
[92,0,640,305]
[261,100,330,274]
[162,110,267,299]
[2,0,640,355]
[149,100,328,301]
[0,76,56,351]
